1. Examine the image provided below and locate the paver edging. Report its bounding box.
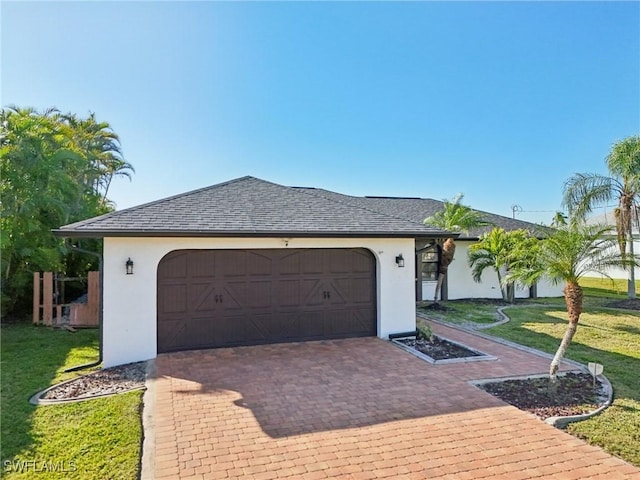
[390,334,498,364]
[417,312,586,370]
[417,313,616,428]
[140,359,157,480]
[469,371,614,428]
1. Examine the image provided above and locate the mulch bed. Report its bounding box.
[41,362,146,400]
[478,372,606,420]
[396,337,481,360]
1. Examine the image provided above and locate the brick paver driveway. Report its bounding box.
[144,322,640,479]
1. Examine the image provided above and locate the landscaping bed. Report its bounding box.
[395,336,482,360]
[476,372,607,420]
[37,361,146,402]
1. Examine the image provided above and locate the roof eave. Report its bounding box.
[53,229,459,239]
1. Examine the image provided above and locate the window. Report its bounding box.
[421,246,439,281]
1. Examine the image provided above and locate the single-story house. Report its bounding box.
[56,176,561,367]
[585,209,640,280]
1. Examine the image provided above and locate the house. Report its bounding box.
[56,176,561,367]
[289,187,562,301]
[585,209,640,281]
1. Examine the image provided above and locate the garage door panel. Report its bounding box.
[326,308,376,337]
[276,279,300,307]
[300,251,324,274]
[158,248,376,353]
[240,280,271,308]
[351,251,374,273]
[218,250,247,276]
[351,277,376,303]
[246,251,273,276]
[159,251,188,279]
[300,279,324,306]
[159,285,187,314]
[279,251,301,275]
[298,312,325,339]
[191,283,218,312]
[189,251,216,278]
[262,313,301,340]
[158,318,188,351]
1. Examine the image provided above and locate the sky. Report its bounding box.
[2,1,639,225]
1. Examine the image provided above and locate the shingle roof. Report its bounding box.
[294,187,545,239]
[55,176,455,238]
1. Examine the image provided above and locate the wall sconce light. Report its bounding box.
[395,254,405,268]
[125,257,134,275]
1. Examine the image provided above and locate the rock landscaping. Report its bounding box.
[36,361,146,402]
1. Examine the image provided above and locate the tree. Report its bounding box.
[468,228,537,303]
[62,112,134,204]
[0,106,133,318]
[507,223,638,381]
[563,135,640,299]
[424,194,491,302]
[551,211,568,227]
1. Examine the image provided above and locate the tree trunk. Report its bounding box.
[550,282,583,381]
[433,273,445,303]
[628,227,636,299]
[433,238,456,303]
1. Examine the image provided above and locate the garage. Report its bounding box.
[157,248,377,352]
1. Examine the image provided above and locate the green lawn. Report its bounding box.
[418,279,640,467]
[0,324,142,479]
[417,300,502,325]
[487,306,640,466]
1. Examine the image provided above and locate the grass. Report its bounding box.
[579,276,640,299]
[0,324,142,479]
[418,278,640,467]
[417,300,501,325]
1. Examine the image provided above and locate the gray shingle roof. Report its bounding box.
[294,187,546,239]
[55,177,455,238]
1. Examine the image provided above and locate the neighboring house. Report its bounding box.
[56,176,562,367]
[585,209,640,280]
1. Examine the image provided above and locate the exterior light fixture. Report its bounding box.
[395,254,405,268]
[125,258,134,275]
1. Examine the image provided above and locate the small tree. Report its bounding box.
[508,222,638,381]
[468,228,537,303]
[424,194,491,303]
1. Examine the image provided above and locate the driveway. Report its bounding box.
[143,322,640,479]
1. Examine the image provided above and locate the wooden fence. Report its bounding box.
[33,272,100,327]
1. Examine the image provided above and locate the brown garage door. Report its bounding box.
[157,248,376,353]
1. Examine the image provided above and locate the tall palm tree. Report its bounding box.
[508,223,638,381]
[424,194,491,302]
[563,135,640,299]
[62,112,134,204]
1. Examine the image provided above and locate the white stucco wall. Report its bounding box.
[583,239,640,280]
[102,236,417,367]
[428,242,563,300]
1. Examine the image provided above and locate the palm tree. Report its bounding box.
[508,223,638,381]
[563,135,640,299]
[468,228,537,303]
[62,112,134,204]
[551,211,568,227]
[424,194,491,302]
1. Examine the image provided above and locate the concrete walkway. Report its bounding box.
[143,322,640,479]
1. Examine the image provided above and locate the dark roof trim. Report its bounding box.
[53,229,459,239]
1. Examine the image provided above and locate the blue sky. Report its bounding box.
[3,1,639,225]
